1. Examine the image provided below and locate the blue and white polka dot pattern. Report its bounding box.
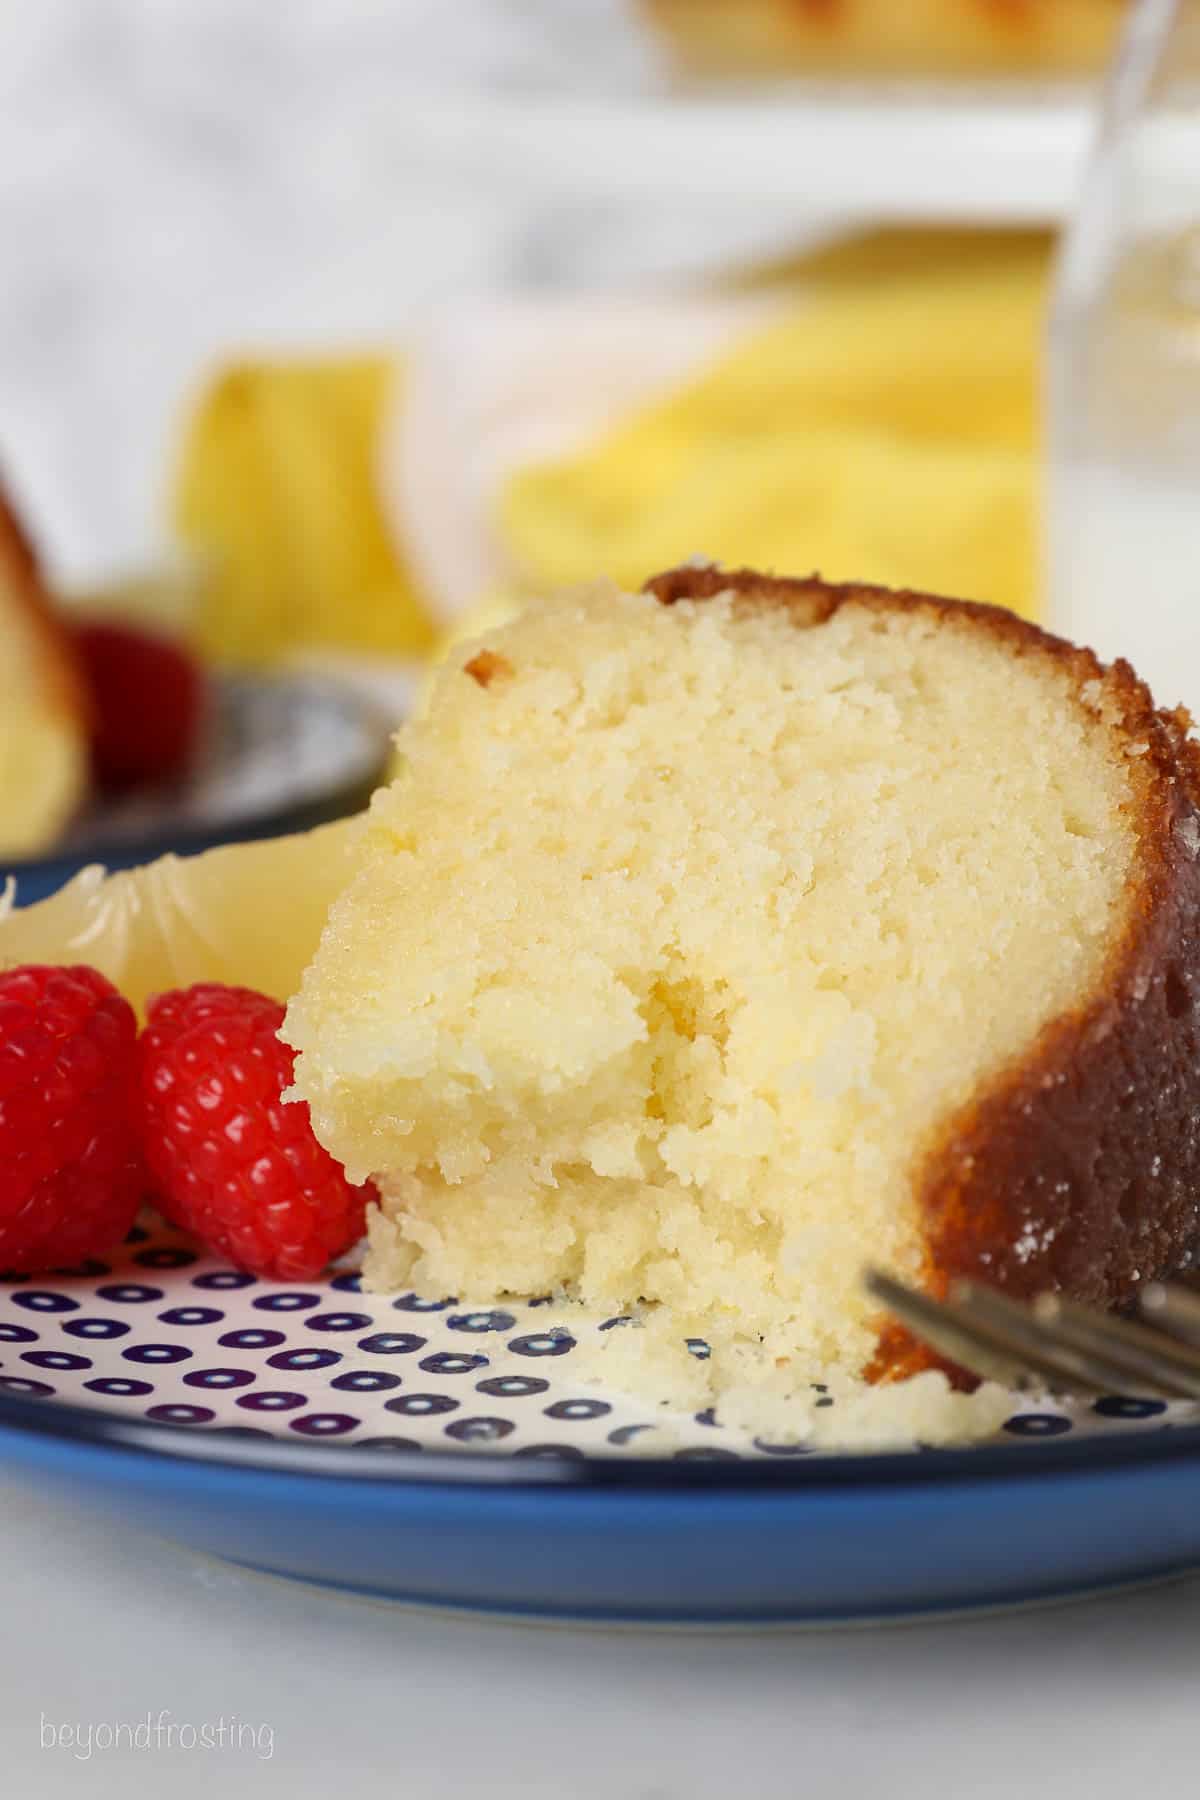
[0,1215,1192,1460]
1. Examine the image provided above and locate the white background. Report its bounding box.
[0,0,660,585]
[3,1474,1199,1798]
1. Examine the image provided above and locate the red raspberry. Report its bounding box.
[0,965,143,1273]
[74,618,205,792]
[139,983,373,1280]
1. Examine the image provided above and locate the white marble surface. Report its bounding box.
[1,1473,1198,1797]
[0,0,1089,599]
[0,0,658,587]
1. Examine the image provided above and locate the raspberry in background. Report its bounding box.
[74,617,205,792]
[139,983,373,1280]
[0,965,143,1273]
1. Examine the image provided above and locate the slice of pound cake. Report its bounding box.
[284,566,1200,1414]
[0,485,88,858]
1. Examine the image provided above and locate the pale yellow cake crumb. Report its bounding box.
[558,1308,1014,1449]
[287,579,1138,1432]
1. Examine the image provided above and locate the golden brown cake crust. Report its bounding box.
[645,564,1200,1373]
[463,648,515,690]
[0,481,88,729]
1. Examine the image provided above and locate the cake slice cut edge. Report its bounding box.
[283,565,1200,1435]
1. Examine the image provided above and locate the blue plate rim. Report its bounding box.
[3,1385,1200,1492]
[3,775,387,880]
[1,671,393,886]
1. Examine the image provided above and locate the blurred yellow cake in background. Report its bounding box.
[0,487,88,859]
[173,356,437,665]
[168,231,1050,648]
[643,0,1126,79]
[501,231,1048,622]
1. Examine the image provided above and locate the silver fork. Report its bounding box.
[864,1268,1200,1399]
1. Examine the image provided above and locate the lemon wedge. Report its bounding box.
[0,818,363,1013]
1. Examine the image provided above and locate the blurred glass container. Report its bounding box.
[1048,0,1200,707]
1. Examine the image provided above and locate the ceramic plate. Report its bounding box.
[3,1213,1200,1624]
[3,672,394,904]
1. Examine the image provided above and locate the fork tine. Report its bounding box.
[863,1270,1034,1387]
[945,1282,1132,1395]
[869,1269,1115,1393]
[866,1269,1188,1398]
[1047,1294,1200,1374]
[864,1270,1124,1393]
[951,1281,1185,1399]
[1029,1295,1200,1400]
[1140,1281,1200,1346]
